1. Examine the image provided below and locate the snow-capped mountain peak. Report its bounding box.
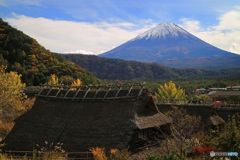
[100,22,240,69]
[133,23,194,40]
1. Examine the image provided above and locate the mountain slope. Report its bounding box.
[61,54,240,80]
[100,23,240,69]
[0,18,100,85]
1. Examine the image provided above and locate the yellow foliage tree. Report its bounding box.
[72,79,82,86]
[0,66,35,138]
[155,81,186,103]
[71,79,82,91]
[47,74,60,85]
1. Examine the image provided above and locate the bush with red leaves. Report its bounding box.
[191,146,216,155]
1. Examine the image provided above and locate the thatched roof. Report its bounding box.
[1,92,171,152]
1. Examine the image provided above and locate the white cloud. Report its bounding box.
[5,14,149,54]
[179,18,201,33]
[179,8,240,55]
[214,9,240,31]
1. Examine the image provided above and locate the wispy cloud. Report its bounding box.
[1,0,46,7]
[51,0,125,22]
[0,0,8,7]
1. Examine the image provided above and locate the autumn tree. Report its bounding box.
[47,74,61,85]
[143,107,201,159]
[90,147,130,160]
[72,79,82,86]
[162,107,201,158]
[155,81,186,103]
[0,66,35,138]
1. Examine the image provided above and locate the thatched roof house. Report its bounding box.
[1,84,172,153]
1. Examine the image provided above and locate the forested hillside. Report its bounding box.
[0,18,100,85]
[62,54,180,80]
[61,54,240,80]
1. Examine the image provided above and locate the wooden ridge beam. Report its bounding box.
[36,83,146,100]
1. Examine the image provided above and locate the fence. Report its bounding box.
[4,151,94,160]
[35,83,146,101]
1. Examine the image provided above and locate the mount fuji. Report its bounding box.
[99,23,240,69]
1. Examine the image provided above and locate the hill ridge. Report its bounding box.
[61,54,240,80]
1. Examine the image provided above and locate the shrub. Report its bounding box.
[203,115,240,154]
[36,141,67,160]
[191,145,216,155]
[90,147,130,160]
[147,151,186,160]
[90,147,108,160]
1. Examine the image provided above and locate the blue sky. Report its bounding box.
[1,0,240,55]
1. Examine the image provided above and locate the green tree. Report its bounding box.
[155,81,186,103]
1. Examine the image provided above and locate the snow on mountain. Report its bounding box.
[133,23,196,40]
